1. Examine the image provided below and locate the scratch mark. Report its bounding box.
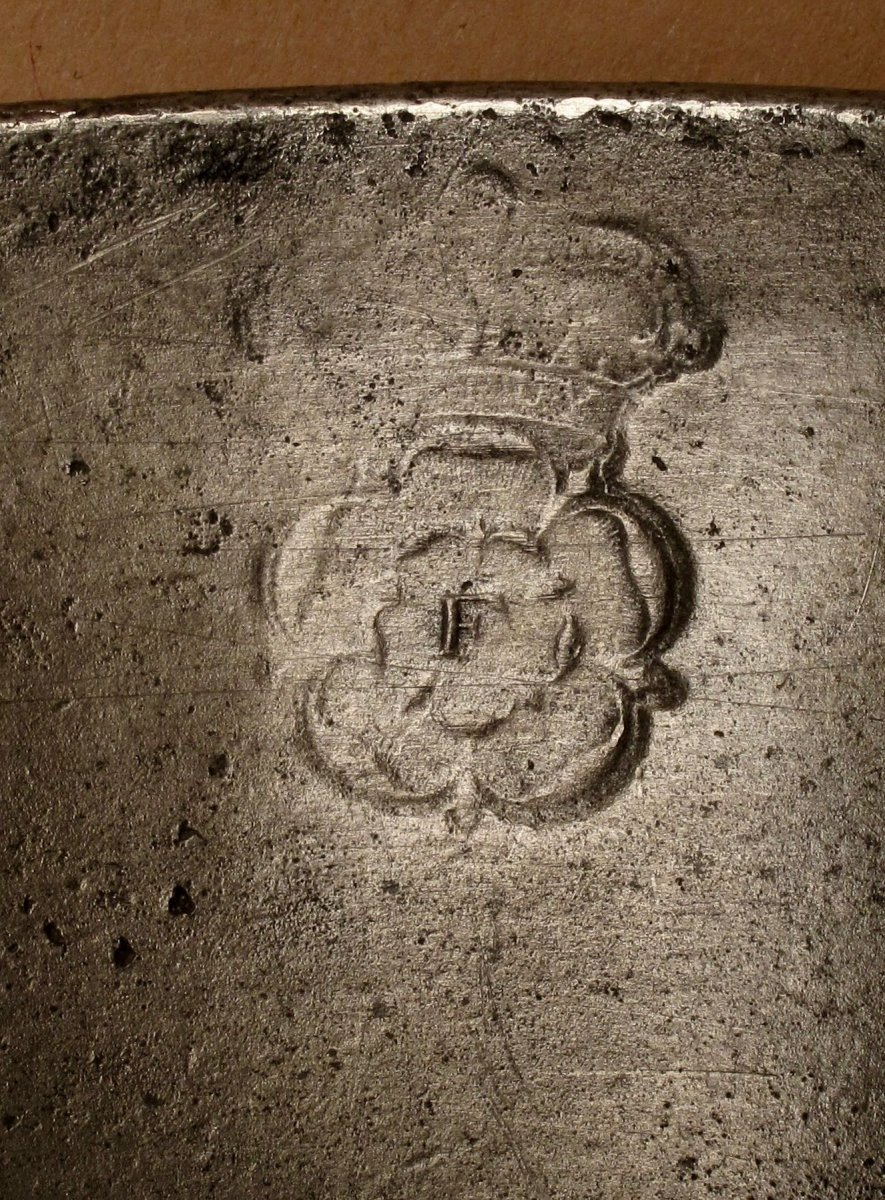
[844,518,882,638]
[478,950,524,1087]
[471,908,554,1199]
[0,443,23,504]
[37,387,55,440]
[482,1080,552,1200]
[343,1010,372,1197]
[0,684,267,708]
[402,1146,466,1175]
[564,1064,789,1080]
[692,662,856,679]
[691,696,882,722]
[71,204,219,274]
[80,236,261,328]
[432,142,470,207]
[698,531,866,543]
[690,696,843,717]
[124,622,260,652]
[0,204,219,311]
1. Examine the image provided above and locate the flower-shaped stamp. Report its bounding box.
[281,425,690,829]
[271,216,721,830]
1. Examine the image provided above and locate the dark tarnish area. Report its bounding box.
[0,91,883,1199]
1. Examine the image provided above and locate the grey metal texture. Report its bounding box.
[0,86,883,1199]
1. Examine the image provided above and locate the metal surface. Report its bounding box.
[0,88,883,1199]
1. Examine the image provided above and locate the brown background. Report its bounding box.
[0,0,883,106]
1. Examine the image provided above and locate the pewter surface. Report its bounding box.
[0,89,883,1199]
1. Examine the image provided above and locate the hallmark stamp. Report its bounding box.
[272,205,722,829]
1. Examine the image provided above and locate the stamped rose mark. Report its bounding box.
[289,426,689,830]
[271,212,722,831]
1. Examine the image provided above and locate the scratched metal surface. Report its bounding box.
[0,89,883,1199]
